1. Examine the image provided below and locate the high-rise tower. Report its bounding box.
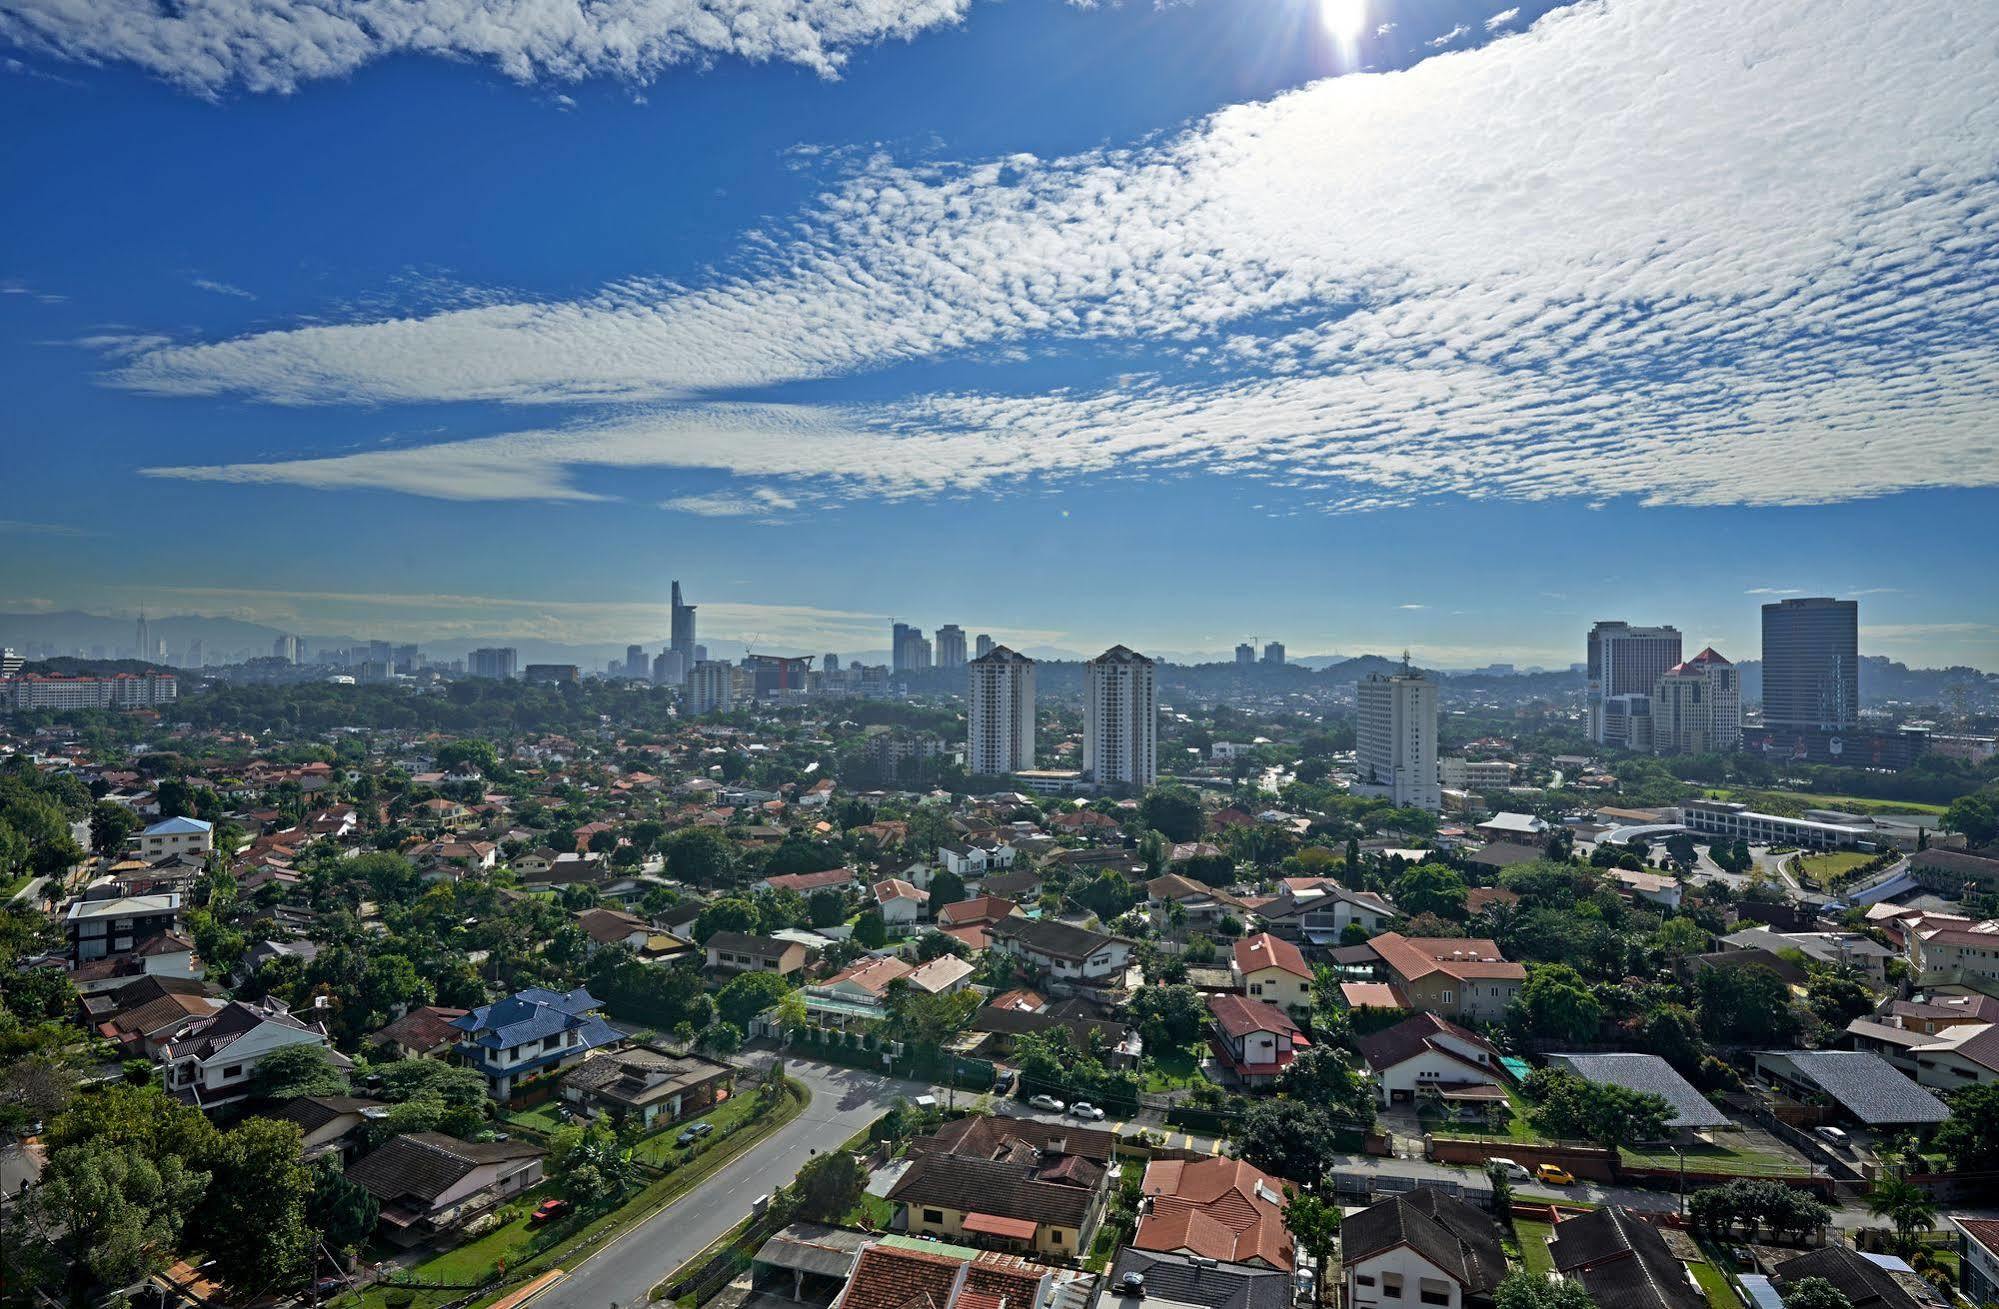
[1355,659,1441,811]
[1084,646,1157,790]
[669,581,697,679]
[1585,621,1683,743]
[1761,597,1860,733]
[968,646,1036,776]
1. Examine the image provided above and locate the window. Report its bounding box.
[223,1065,243,1078]
[923,1209,945,1225]
[1051,1231,1064,1244]
[1355,1277,1376,1288]
[1420,1280,1453,1306]
[1382,1275,1404,1299]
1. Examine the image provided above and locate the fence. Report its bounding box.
[1327,1169,1495,1211]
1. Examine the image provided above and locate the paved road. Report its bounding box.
[531,1058,937,1309]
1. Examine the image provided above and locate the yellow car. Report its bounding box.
[1535,1163,1576,1186]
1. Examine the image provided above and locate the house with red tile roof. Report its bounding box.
[1134,1156,1296,1270]
[1362,932,1525,1022]
[1356,1011,1511,1108]
[1232,932,1313,1015]
[1206,992,1307,1088]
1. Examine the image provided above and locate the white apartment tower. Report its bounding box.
[967,646,1036,776]
[934,625,968,669]
[1652,647,1742,755]
[1355,662,1441,811]
[1084,645,1157,790]
[686,660,734,715]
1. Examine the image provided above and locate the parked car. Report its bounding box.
[312,1278,346,1298]
[1534,1163,1576,1186]
[1814,1126,1851,1149]
[1487,1157,1532,1180]
[530,1198,572,1225]
[1028,1094,1065,1112]
[1069,1102,1105,1121]
[676,1121,715,1146]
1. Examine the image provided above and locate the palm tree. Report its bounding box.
[1866,1175,1938,1255]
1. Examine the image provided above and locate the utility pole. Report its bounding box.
[1677,1144,1687,1216]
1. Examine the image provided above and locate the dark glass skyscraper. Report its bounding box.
[669,580,697,671]
[1760,597,1859,732]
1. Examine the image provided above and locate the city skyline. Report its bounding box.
[2,0,1997,670]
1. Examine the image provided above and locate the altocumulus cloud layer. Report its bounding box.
[0,0,971,92]
[136,0,1999,513]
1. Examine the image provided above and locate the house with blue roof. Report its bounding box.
[450,986,621,1100]
[133,815,214,862]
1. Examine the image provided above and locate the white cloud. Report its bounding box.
[1744,587,1802,595]
[662,486,803,518]
[129,0,1999,517]
[1399,603,1427,610]
[1484,8,1520,29]
[191,277,255,299]
[66,332,175,357]
[1426,24,1470,46]
[0,0,975,94]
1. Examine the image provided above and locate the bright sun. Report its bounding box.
[1321,0,1367,46]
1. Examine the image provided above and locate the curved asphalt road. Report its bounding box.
[530,1058,936,1309]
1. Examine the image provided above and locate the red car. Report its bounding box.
[530,1199,572,1225]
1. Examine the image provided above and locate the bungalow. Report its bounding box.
[560,1045,736,1127]
[1206,992,1307,1089]
[1772,1246,1942,1309]
[274,1094,390,1160]
[938,840,1017,880]
[1549,1208,1705,1309]
[1341,1189,1508,1309]
[966,1006,1142,1067]
[451,986,622,1101]
[86,974,225,1056]
[131,815,214,862]
[1249,878,1396,947]
[1362,933,1525,1023]
[162,997,350,1111]
[345,1132,546,1245]
[1232,932,1314,1016]
[1133,1156,1294,1270]
[1546,1053,1731,1139]
[367,1005,469,1059]
[1146,874,1243,931]
[889,1116,1113,1259]
[705,931,815,978]
[1357,1012,1511,1108]
[760,868,858,895]
[1474,813,1549,845]
[935,895,1024,950]
[873,878,927,929]
[988,917,1133,989]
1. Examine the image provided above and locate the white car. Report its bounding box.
[1486,1157,1532,1180]
[1070,1102,1106,1121]
[1028,1094,1065,1112]
[1814,1126,1851,1149]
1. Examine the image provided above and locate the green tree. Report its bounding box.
[1127,984,1208,1050]
[925,869,968,916]
[1229,1100,1342,1184]
[195,1117,315,1290]
[791,1150,866,1222]
[809,888,849,928]
[306,1157,380,1254]
[664,826,736,886]
[1138,787,1205,843]
[1493,1272,1597,1309]
[1934,1083,1999,1172]
[1395,863,1468,918]
[1943,789,1999,848]
[1780,1278,1853,1309]
[29,1138,210,1289]
[1283,1187,1341,1269]
[1696,963,1802,1044]
[1512,964,1603,1043]
[717,970,796,1030]
[1805,967,1875,1028]
[1277,1045,1375,1130]
[249,1044,351,1104]
[1523,1069,1672,1147]
[90,800,141,856]
[853,910,889,949]
[1865,1175,1938,1255]
[694,896,762,942]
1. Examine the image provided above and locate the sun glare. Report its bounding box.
[1321,0,1367,47]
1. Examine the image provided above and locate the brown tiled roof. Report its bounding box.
[1356,1012,1502,1078]
[1206,992,1302,1041]
[1135,1157,1294,1269]
[887,1152,1099,1229]
[369,1005,469,1051]
[914,1114,1115,1163]
[1369,932,1524,983]
[1234,932,1310,980]
[837,1244,963,1309]
[345,1132,545,1207]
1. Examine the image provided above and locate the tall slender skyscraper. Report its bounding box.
[1585,621,1683,743]
[625,645,648,679]
[134,609,149,662]
[892,622,917,674]
[669,581,696,678]
[1084,646,1157,790]
[1761,597,1859,732]
[974,634,995,659]
[1355,659,1441,811]
[934,625,967,669]
[968,646,1036,776]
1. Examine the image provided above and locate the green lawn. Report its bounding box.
[501,1101,568,1135]
[1702,788,1947,817]
[1511,1219,1556,1276]
[1141,1045,1204,1092]
[843,1193,896,1231]
[1794,849,1879,889]
[1421,1090,1543,1144]
[1620,1140,1809,1176]
[1687,1261,1739,1309]
[631,1089,765,1166]
[360,1198,551,1309]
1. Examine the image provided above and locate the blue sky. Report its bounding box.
[3,0,1997,667]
